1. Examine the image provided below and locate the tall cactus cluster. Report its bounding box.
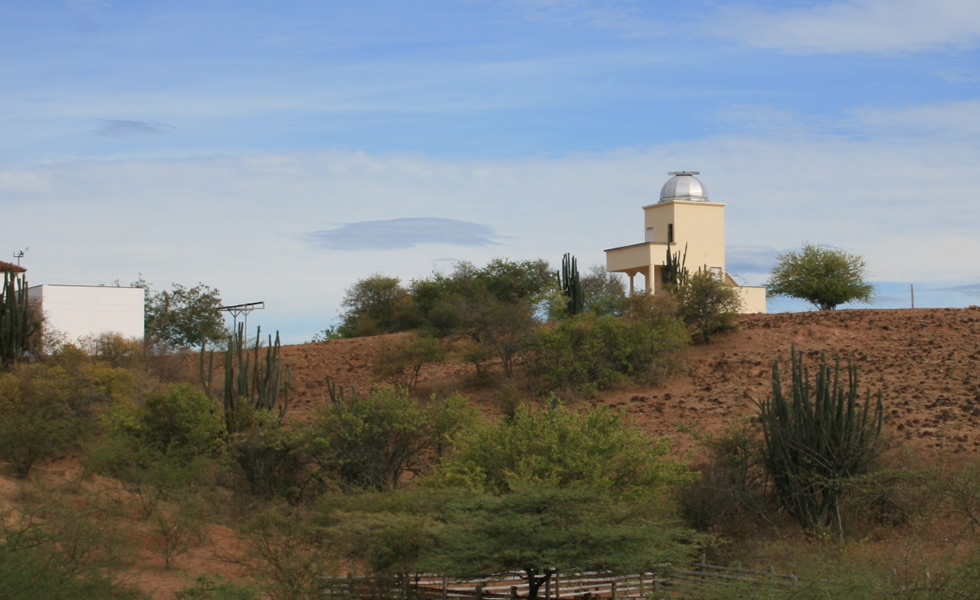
[559,252,584,317]
[661,243,688,288]
[201,325,289,433]
[0,272,37,370]
[756,348,883,535]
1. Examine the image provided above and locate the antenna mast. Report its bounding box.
[218,301,265,338]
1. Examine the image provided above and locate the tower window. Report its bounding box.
[668,224,674,244]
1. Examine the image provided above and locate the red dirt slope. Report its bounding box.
[280,308,980,457]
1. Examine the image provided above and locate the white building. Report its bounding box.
[28,284,144,343]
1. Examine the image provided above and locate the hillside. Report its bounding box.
[282,307,980,457]
[4,307,980,599]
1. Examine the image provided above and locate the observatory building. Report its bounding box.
[604,171,767,314]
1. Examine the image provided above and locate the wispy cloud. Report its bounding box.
[310,218,500,251]
[931,283,980,298]
[94,119,174,137]
[847,100,980,138]
[716,0,980,54]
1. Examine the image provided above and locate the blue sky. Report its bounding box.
[3,0,980,343]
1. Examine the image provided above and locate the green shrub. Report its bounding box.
[0,364,89,477]
[227,410,312,503]
[531,311,688,394]
[678,421,775,538]
[305,386,474,491]
[673,268,742,343]
[177,575,260,600]
[0,500,143,599]
[87,384,224,503]
[372,335,446,390]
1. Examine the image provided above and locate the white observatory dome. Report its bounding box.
[659,171,708,203]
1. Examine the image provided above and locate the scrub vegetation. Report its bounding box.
[1,256,978,599]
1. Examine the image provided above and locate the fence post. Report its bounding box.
[442,575,449,600]
[554,570,560,600]
[610,581,616,600]
[476,584,484,600]
[347,559,355,596]
[511,586,518,600]
[545,575,551,600]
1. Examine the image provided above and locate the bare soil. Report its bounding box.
[284,307,980,458]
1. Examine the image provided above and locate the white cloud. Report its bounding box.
[717,0,980,54]
[847,99,980,137]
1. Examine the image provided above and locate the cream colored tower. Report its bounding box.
[605,171,766,313]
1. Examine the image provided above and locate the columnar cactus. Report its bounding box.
[559,252,584,316]
[756,348,883,535]
[201,324,289,432]
[0,272,38,370]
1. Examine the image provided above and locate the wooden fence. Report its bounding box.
[322,559,802,599]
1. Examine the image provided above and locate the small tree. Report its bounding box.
[432,401,692,496]
[136,278,228,351]
[372,335,446,390]
[426,485,697,600]
[674,268,742,344]
[765,243,873,310]
[335,274,417,338]
[580,265,627,316]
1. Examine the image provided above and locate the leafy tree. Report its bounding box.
[305,386,474,491]
[765,243,873,310]
[754,349,884,537]
[315,489,458,587]
[580,265,627,316]
[432,401,692,496]
[412,259,554,376]
[136,278,228,351]
[674,268,742,344]
[426,485,697,600]
[335,274,417,338]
